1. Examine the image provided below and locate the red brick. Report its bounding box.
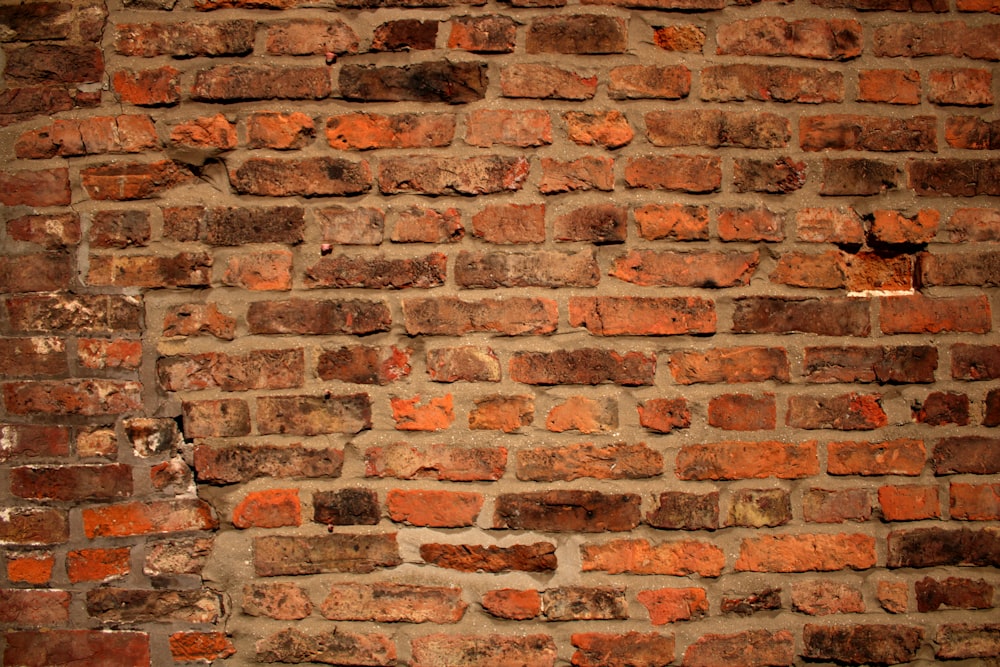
[66,547,130,583]
[539,156,614,193]
[727,488,791,527]
[193,64,330,101]
[163,303,235,340]
[242,582,312,620]
[845,252,915,293]
[801,115,936,152]
[258,393,371,435]
[112,66,181,106]
[770,250,844,289]
[6,212,80,249]
[7,552,54,586]
[169,632,236,663]
[609,65,690,99]
[471,203,545,243]
[391,394,454,431]
[327,112,454,150]
[426,346,500,383]
[542,587,626,621]
[625,155,721,193]
[582,538,724,577]
[0,337,67,377]
[792,580,865,615]
[115,19,255,56]
[372,19,438,51]
[545,396,617,434]
[570,296,716,336]
[422,543,556,573]
[563,111,633,149]
[822,158,901,195]
[634,203,709,240]
[387,489,482,527]
[457,249,598,289]
[647,491,718,530]
[321,583,466,623]
[637,588,707,625]
[872,209,940,244]
[874,22,1000,59]
[12,463,132,501]
[917,577,994,612]
[683,630,794,667]
[469,394,535,432]
[804,488,872,523]
[340,61,487,104]
[708,394,776,430]
[411,634,556,667]
[913,391,970,426]
[933,436,1000,474]
[611,250,757,287]
[788,393,887,430]
[803,624,923,665]
[527,15,627,54]
[736,533,877,572]
[247,111,315,149]
[233,488,301,529]
[517,442,661,481]
[717,17,861,60]
[3,630,149,667]
[879,485,941,521]
[677,440,819,480]
[702,64,844,103]
[638,398,691,433]
[449,15,516,52]
[365,443,506,481]
[306,252,445,289]
[169,113,236,149]
[495,490,641,532]
[265,18,358,55]
[256,628,395,666]
[247,298,390,335]
[881,295,991,334]
[15,115,158,159]
[390,207,463,243]
[888,527,1000,568]
[804,346,936,384]
[952,344,1000,380]
[83,499,217,538]
[379,155,528,195]
[182,399,251,438]
[88,252,211,287]
[90,209,150,248]
[0,423,70,462]
[878,582,908,613]
[483,589,541,620]
[554,203,627,243]
[946,115,1000,149]
[0,167,71,206]
[950,482,1000,520]
[86,587,223,624]
[733,296,871,336]
[5,43,103,84]
[909,158,1000,196]
[4,380,142,416]
[254,533,401,576]
[795,207,865,244]
[81,160,193,201]
[6,293,143,334]
[403,297,556,336]
[318,345,412,385]
[0,589,70,625]
[501,64,598,100]
[717,206,784,242]
[654,24,705,52]
[858,69,920,105]
[646,109,788,148]
[923,250,1000,287]
[231,157,371,196]
[157,348,302,392]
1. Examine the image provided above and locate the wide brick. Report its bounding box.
[880,484,940,521]
[611,250,757,288]
[495,490,641,532]
[471,203,545,243]
[113,66,181,106]
[87,252,211,288]
[305,253,446,289]
[517,442,661,481]
[638,398,691,433]
[570,296,716,336]
[646,110,789,148]
[266,19,358,55]
[636,588,707,625]
[317,206,384,244]
[390,206,463,243]
[501,63,598,100]
[318,345,411,385]
[482,589,540,620]
[169,633,236,663]
[449,14,516,52]
[327,112,454,150]
[0,2,80,41]
[4,43,103,84]
[322,583,466,623]
[82,499,217,538]
[677,441,819,480]
[923,251,1000,289]
[340,61,486,103]
[0,588,70,625]
[858,69,920,105]
[223,249,292,291]
[192,64,330,101]
[787,393,888,430]
[624,155,721,193]
[821,158,900,195]
[391,394,455,431]
[313,489,379,526]
[247,299,390,335]
[804,488,872,523]
[874,22,1000,59]
[421,543,557,572]
[609,65,690,99]
[469,394,535,432]
[545,396,617,434]
[457,250,598,288]
[947,116,1000,149]
[157,349,302,392]
[81,160,193,201]
[634,204,709,240]
[553,203,627,243]
[6,212,80,249]
[4,380,142,416]
[372,19,438,51]
[115,20,254,57]
[647,491,718,530]
[6,294,142,334]
[257,629,395,666]
[733,297,870,336]
[881,295,991,334]
[950,482,1000,520]
[909,158,1000,196]
[8,552,55,585]
[702,64,843,103]
[86,587,222,624]
[916,576,994,612]
[403,296,556,335]
[0,337,66,377]
[527,15,626,53]
[182,399,251,438]
[828,439,926,476]
[796,207,866,244]
[426,346,500,383]
[242,582,312,620]
[3,630,149,667]
[803,624,923,665]
[15,115,158,159]
[582,538,724,576]
[717,17,861,60]
[144,537,214,577]
[0,167,71,206]
[709,394,776,430]
[230,157,371,196]
[66,547,130,585]
[200,206,305,245]
[510,349,656,386]
[563,111,633,149]
[737,533,876,572]
[365,443,506,481]
[257,394,371,435]
[0,424,70,461]
[572,632,675,667]
[801,114,936,151]
[670,347,789,384]
[388,489,482,527]
[540,156,615,193]
[887,527,1000,567]
[233,488,300,529]
[540,587,626,621]
[936,624,1000,660]
[379,155,528,195]
[169,113,236,149]
[90,209,151,248]
[411,634,556,667]
[683,630,794,667]
[254,534,401,576]
[12,464,132,501]
[734,157,807,194]
[247,111,315,150]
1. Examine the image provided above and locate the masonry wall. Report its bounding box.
[1,0,999,664]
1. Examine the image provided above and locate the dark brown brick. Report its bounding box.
[340,61,487,103]
[495,491,641,532]
[254,534,401,576]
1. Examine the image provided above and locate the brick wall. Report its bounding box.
[1,0,998,664]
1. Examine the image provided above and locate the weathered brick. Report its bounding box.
[340,61,487,103]
[5,43,103,84]
[366,443,506,481]
[231,157,371,196]
[871,208,940,244]
[881,295,991,334]
[582,538,724,576]
[247,111,315,149]
[735,157,808,194]
[570,296,716,336]
[233,488,301,529]
[0,588,70,625]
[7,552,55,585]
[545,396,617,434]
[553,204,627,243]
[115,20,254,57]
[787,393,888,430]
[82,499,217,538]
[717,17,861,60]
[391,394,454,431]
[703,64,843,103]
[403,297,556,335]
[471,203,545,244]
[157,349,303,392]
[540,156,615,193]
[379,155,528,195]
[683,630,794,667]
[90,210,150,248]
[372,19,438,51]
[426,346,500,383]
[796,207,866,244]
[411,634,555,667]
[6,213,80,249]
[625,155,722,193]
[422,542,556,572]
[112,66,181,106]
[733,297,871,336]
[254,534,401,576]
[677,441,819,480]
[887,527,1000,567]
[163,303,235,340]
[646,110,789,148]
[510,349,656,386]
[913,391,970,426]
[858,69,920,105]
[248,298,390,335]
[828,439,926,476]
[317,205,384,244]
[804,488,872,523]
[916,576,994,612]
[638,398,691,433]
[169,633,236,663]
[0,337,66,377]
[880,484,940,521]
[933,436,1000,474]
[563,111,633,149]
[449,15,516,52]
[611,250,757,288]
[389,206,463,243]
[946,115,1000,149]
[542,587,627,621]
[387,489,481,527]
[169,113,236,149]
[737,533,876,572]
[517,442,661,481]
[66,547,131,584]
[801,115,936,151]
[12,464,132,501]
[634,204,709,240]
[3,630,149,667]
[646,491,718,531]
[88,252,211,288]
[305,253,446,289]
[0,167,71,206]
[527,15,626,53]
[501,64,598,99]
[144,537,214,577]
[609,65,690,99]
[16,115,158,159]
[327,112,454,150]
[182,399,251,438]
[909,158,1000,196]
[482,589,540,620]
[469,394,535,432]
[192,64,330,101]
[4,380,142,416]
[257,393,371,435]
[571,632,675,667]
[242,582,312,620]
[256,629,395,667]
[821,158,900,195]
[495,490,641,532]
[313,489,379,526]
[81,160,193,201]
[728,488,792,527]
[318,345,411,385]
[709,393,776,431]
[803,624,923,665]
[457,249,598,289]
[636,588,708,625]
[670,347,789,384]
[266,19,358,55]
[950,482,1000,520]
[322,583,466,623]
